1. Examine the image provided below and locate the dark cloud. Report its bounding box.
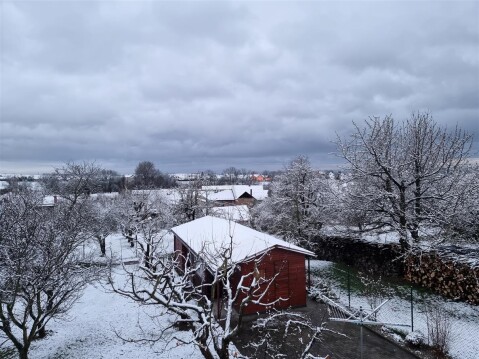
[1,1,478,174]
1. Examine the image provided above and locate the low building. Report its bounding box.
[202,185,269,207]
[171,216,314,315]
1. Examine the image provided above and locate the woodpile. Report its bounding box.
[405,252,479,304]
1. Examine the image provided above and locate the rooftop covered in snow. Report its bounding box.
[171,216,314,269]
[202,185,268,201]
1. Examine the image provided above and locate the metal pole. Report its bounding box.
[410,285,414,332]
[308,257,311,290]
[348,266,351,309]
[217,281,221,319]
[360,306,363,359]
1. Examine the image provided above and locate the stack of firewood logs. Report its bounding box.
[405,251,479,304]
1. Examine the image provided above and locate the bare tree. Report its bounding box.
[115,190,174,259]
[221,167,240,185]
[238,168,254,185]
[0,189,101,359]
[172,177,214,224]
[200,170,219,186]
[57,161,103,195]
[134,161,176,189]
[97,169,122,193]
[134,161,158,188]
[253,156,327,247]
[87,196,119,256]
[336,112,477,250]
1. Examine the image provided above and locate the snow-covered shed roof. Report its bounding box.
[171,216,314,269]
[210,205,251,222]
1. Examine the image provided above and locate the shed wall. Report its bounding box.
[232,248,307,315]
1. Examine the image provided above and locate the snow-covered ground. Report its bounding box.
[310,260,479,359]
[81,230,174,265]
[29,272,200,358]
[25,234,199,359]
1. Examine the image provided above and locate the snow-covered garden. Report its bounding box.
[1,234,200,359]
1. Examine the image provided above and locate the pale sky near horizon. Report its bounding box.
[1,1,478,174]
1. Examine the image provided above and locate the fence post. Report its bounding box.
[308,257,311,290]
[360,306,363,359]
[410,285,414,332]
[347,266,351,309]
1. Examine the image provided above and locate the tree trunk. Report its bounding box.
[99,236,106,256]
[46,289,54,311]
[399,184,410,251]
[37,325,46,338]
[19,346,29,359]
[218,338,230,359]
[199,344,215,359]
[144,244,151,269]
[412,174,421,242]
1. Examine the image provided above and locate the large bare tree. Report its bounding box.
[0,189,101,359]
[336,112,477,250]
[253,156,327,247]
[133,161,176,189]
[87,195,119,256]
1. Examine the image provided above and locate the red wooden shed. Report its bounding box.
[171,216,315,315]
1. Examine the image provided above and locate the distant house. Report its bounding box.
[171,216,314,315]
[202,185,268,207]
[251,174,272,183]
[41,195,58,208]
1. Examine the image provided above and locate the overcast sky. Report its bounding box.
[1,1,478,174]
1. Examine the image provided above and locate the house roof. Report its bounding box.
[207,189,235,201]
[202,185,269,201]
[171,216,314,270]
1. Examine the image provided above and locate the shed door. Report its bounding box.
[274,260,290,308]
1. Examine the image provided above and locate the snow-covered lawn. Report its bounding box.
[1,234,201,359]
[82,230,174,265]
[29,271,201,358]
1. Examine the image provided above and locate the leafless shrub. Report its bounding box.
[358,272,392,318]
[424,303,452,358]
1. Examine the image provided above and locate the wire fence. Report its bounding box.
[310,261,479,359]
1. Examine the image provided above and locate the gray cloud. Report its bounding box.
[1,1,478,174]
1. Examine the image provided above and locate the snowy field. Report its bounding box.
[309,260,479,359]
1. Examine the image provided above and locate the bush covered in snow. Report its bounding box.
[405,330,426,348]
